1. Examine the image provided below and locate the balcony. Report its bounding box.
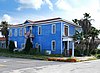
[30,34,34,38]
[62,36,73,41]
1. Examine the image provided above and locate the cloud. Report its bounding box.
[55,0,100,30]
[17,0,53,10]
[44,0,53,10]
[2,14,12,23]
[55,0,72,10]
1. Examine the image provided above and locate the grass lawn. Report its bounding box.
[0,48,98,62]
[0,48,62,60]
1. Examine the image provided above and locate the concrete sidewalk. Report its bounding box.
[48,56,96,62]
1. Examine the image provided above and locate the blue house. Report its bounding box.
[9,18,81,56]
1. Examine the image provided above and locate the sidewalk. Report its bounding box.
[47,56,96,62]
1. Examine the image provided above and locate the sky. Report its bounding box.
[0,0,100,37]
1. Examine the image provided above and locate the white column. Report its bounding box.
[72,42,74,57]
[67,41,69,56]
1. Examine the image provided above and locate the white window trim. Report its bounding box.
[64,24,69,36]
[9,29,12,36]
[35,43,38,48]
[14,29,17,36]
[30,26,32,34]
[19,27,22,36]
[51,40,56,51]
[52,24,56,34]
[24,26,26,34]
[38,26,42,35]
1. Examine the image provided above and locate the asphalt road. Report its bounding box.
[0,57,65,73]
[0,57,100,73]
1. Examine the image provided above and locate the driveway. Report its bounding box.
[0,57,100,73]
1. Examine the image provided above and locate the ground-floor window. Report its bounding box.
[51,40,56,51]
[35,43,41,52]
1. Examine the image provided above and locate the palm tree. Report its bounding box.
[89,27,100,54]
[0,21,9,48]
[72,13,100,55]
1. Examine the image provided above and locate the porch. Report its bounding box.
[62,36,74,57]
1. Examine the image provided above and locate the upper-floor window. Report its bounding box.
[9,29,12,36]
[24,26,26,34]
[64,25,68,36]
[19,27,22,36]
[38,26,42,35]
[14,29,17,36]
[52,24,56,34]
[30,26,32,34]
[51,40,56,51]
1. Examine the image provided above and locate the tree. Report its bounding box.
[0,21,9,48]
[8,40,15,53]
[23,37,33,54]
[73,13,100,56]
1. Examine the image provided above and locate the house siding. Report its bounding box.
[9,18,81,55]
[33,22,61,54]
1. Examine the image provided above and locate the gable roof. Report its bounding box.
[0,37,6,41]
[9,17,81,27]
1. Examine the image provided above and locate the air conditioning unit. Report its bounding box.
[45,50,51,55]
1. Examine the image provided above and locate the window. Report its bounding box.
[21,43,25,48]
[19,27,22,36]
[24,26,26,34]
[38,26,42,35]
[38,45,41,52]
[9,29,12,36]
[51,40,56,51]
[52,24,56,34]
[14,29,17,36]
[35,43,38,49]
[64,25,68,36]
[30,26,32,34]
[35,43,41,52]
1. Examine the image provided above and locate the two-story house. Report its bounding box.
[9,18,81,57]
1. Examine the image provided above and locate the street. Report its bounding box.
[0,57,100,73]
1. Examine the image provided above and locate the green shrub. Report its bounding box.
[97,49,100,54]
[0,48,9,53]
[74,48,81,56]
[8,40,15,53]
[97,54,100,59]
[23,37,33,54]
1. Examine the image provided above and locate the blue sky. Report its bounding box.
[0,0,100,31]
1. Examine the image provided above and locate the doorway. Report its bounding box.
[64,41,67,56]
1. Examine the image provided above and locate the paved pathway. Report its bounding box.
[0,57,100,73]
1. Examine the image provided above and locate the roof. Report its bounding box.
[9,17,81,27]
[0,37,6,41]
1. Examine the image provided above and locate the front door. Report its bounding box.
[64,41,67,56]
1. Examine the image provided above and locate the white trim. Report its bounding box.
[51,24,56,34]
[14,29,17,36]
[67,41,69,56]
[30,26,32,34]
[38,26,42,35]
[61,21,63,54]
[51,40,56,51]
[24,26,26,34]
[9,29,12,36]
[64,24,69,36]
[35,43,38,48]
[8,18,81,28]
[62,37,73,41]
[19,27,22,36]
[72,42,74,57]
